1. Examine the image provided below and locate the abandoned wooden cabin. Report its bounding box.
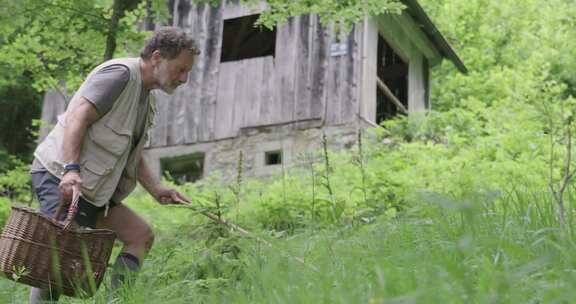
[39,0,466,183]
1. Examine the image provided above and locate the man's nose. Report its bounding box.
[179,72,188,84]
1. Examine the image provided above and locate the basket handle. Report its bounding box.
[53,186,80,230]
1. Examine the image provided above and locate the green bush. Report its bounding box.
[0,156,32,203]
[0,197,10,228]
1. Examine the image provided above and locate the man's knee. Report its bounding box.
[144,227,155,251]
[124,224,154,250]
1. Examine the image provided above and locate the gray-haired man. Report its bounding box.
[29,27,199,303]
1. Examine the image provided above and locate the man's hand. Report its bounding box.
[137,157,191,205]
[59,171,82,202]
[152,185,191,205]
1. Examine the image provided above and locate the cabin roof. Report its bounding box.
[402,0,467,73]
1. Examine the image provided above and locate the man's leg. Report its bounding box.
[29,288,60,304]
[96,204,154,290]
[29,172,62,303]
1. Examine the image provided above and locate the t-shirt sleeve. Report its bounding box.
[76,64,130,116]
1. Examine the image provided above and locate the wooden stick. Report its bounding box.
[376,77,409,114]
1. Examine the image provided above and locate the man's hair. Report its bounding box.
[140,27,200,60]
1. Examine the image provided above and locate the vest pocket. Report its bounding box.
[80,125,131,192]
[88,126,131,156]
[81,161,109,191]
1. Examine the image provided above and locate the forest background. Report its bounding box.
[0,0,576,302]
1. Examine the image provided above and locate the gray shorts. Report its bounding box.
[31,171,119,228]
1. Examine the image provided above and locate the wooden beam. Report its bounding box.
[376,77,408,114]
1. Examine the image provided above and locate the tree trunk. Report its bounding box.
[103,0,143,61]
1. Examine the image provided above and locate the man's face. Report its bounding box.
[153,50,195,94]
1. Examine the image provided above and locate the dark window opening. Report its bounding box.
[221,14,276,62]
[376,35,408,124]
[161,153,205,185]
[265,150,282,166]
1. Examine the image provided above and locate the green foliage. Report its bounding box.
[3,186,571,303]
[0,154,31,228]
[0,0,108,90]
[254,0,405,32]
[0,0,160,91]
[0,156,32,203]
[419,0,576,110]
[194,0,405,32]
[0,76,42,157]
[0,0,155,160]
[0,197,10,228]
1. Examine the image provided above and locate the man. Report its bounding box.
[29,27,199,303]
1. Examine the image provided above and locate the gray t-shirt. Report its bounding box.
[31,64,150,172]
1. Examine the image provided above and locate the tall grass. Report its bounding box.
[2,185,571,303]
[2,120,574,303]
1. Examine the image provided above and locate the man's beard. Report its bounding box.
[153,61,178,94]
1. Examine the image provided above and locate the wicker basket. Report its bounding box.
[0,200,116,297]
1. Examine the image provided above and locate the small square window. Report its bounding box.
[265,150,282,166]
[160,153,204,184]
[221,14,276,62]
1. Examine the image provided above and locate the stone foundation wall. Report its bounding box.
[143,121,362,182]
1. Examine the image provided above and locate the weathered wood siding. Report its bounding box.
[150,1,223,147]
[148,0,361,148]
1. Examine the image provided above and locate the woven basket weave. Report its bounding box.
[0,205,116,297]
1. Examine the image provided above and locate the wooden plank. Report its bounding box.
[198,3,223,141]
[324,24,340,125]
[309,16,329,119]
[391,13,441,65]
[375,16,411,63]
[359,18,378,123]
[377,77,408,114]
[294,14,312,121]
[231,60,246,133]
[215,62,237,138]
[408,50,426,112]
[259,56,276,125]
[340,25,358,123]
[173,0,192,28]
[275,17,299,124]
[179,3,206,144]
[187,4,207,144]
[243,58,265,127]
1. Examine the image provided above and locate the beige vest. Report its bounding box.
[35,58,156,207]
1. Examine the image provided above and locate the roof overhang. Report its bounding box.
[402,0,467,73]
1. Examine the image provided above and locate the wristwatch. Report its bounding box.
[63,163,81,173]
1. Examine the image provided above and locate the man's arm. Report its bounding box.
[137,157,161,196]
[59,97,100,199]
[62,97,100,164]
[138,158,191,205]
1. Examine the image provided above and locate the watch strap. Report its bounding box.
[64,163,81,172]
